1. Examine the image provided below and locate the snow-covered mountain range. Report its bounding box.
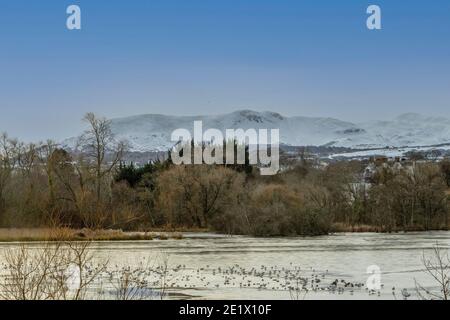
[65,110,450,153]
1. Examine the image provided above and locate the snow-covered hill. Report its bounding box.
[64,110,450,152]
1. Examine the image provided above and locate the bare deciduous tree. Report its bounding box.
[76,113,127,227]
[110,253,170,300]
[0,133,20,221]
[415,244,450,300]
[78,113,126,204]
[0,240,107,300]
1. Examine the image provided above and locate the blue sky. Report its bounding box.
[0,0,449,141]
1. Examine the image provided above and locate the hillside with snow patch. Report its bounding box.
[63,110,450,153]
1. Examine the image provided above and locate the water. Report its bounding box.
[1,231,449,300]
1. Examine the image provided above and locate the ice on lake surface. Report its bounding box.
[1,231,449,300]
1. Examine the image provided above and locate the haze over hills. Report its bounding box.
[63,110,450,154]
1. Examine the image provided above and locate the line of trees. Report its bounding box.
[1,113,449,235]
[0,113,128,228]
[114,157,450,235]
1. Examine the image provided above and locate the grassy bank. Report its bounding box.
[0,228,184,242]
[2,225,450,242]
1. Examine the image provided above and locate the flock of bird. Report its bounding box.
[124,262,406,299]
[0,258,414,299]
